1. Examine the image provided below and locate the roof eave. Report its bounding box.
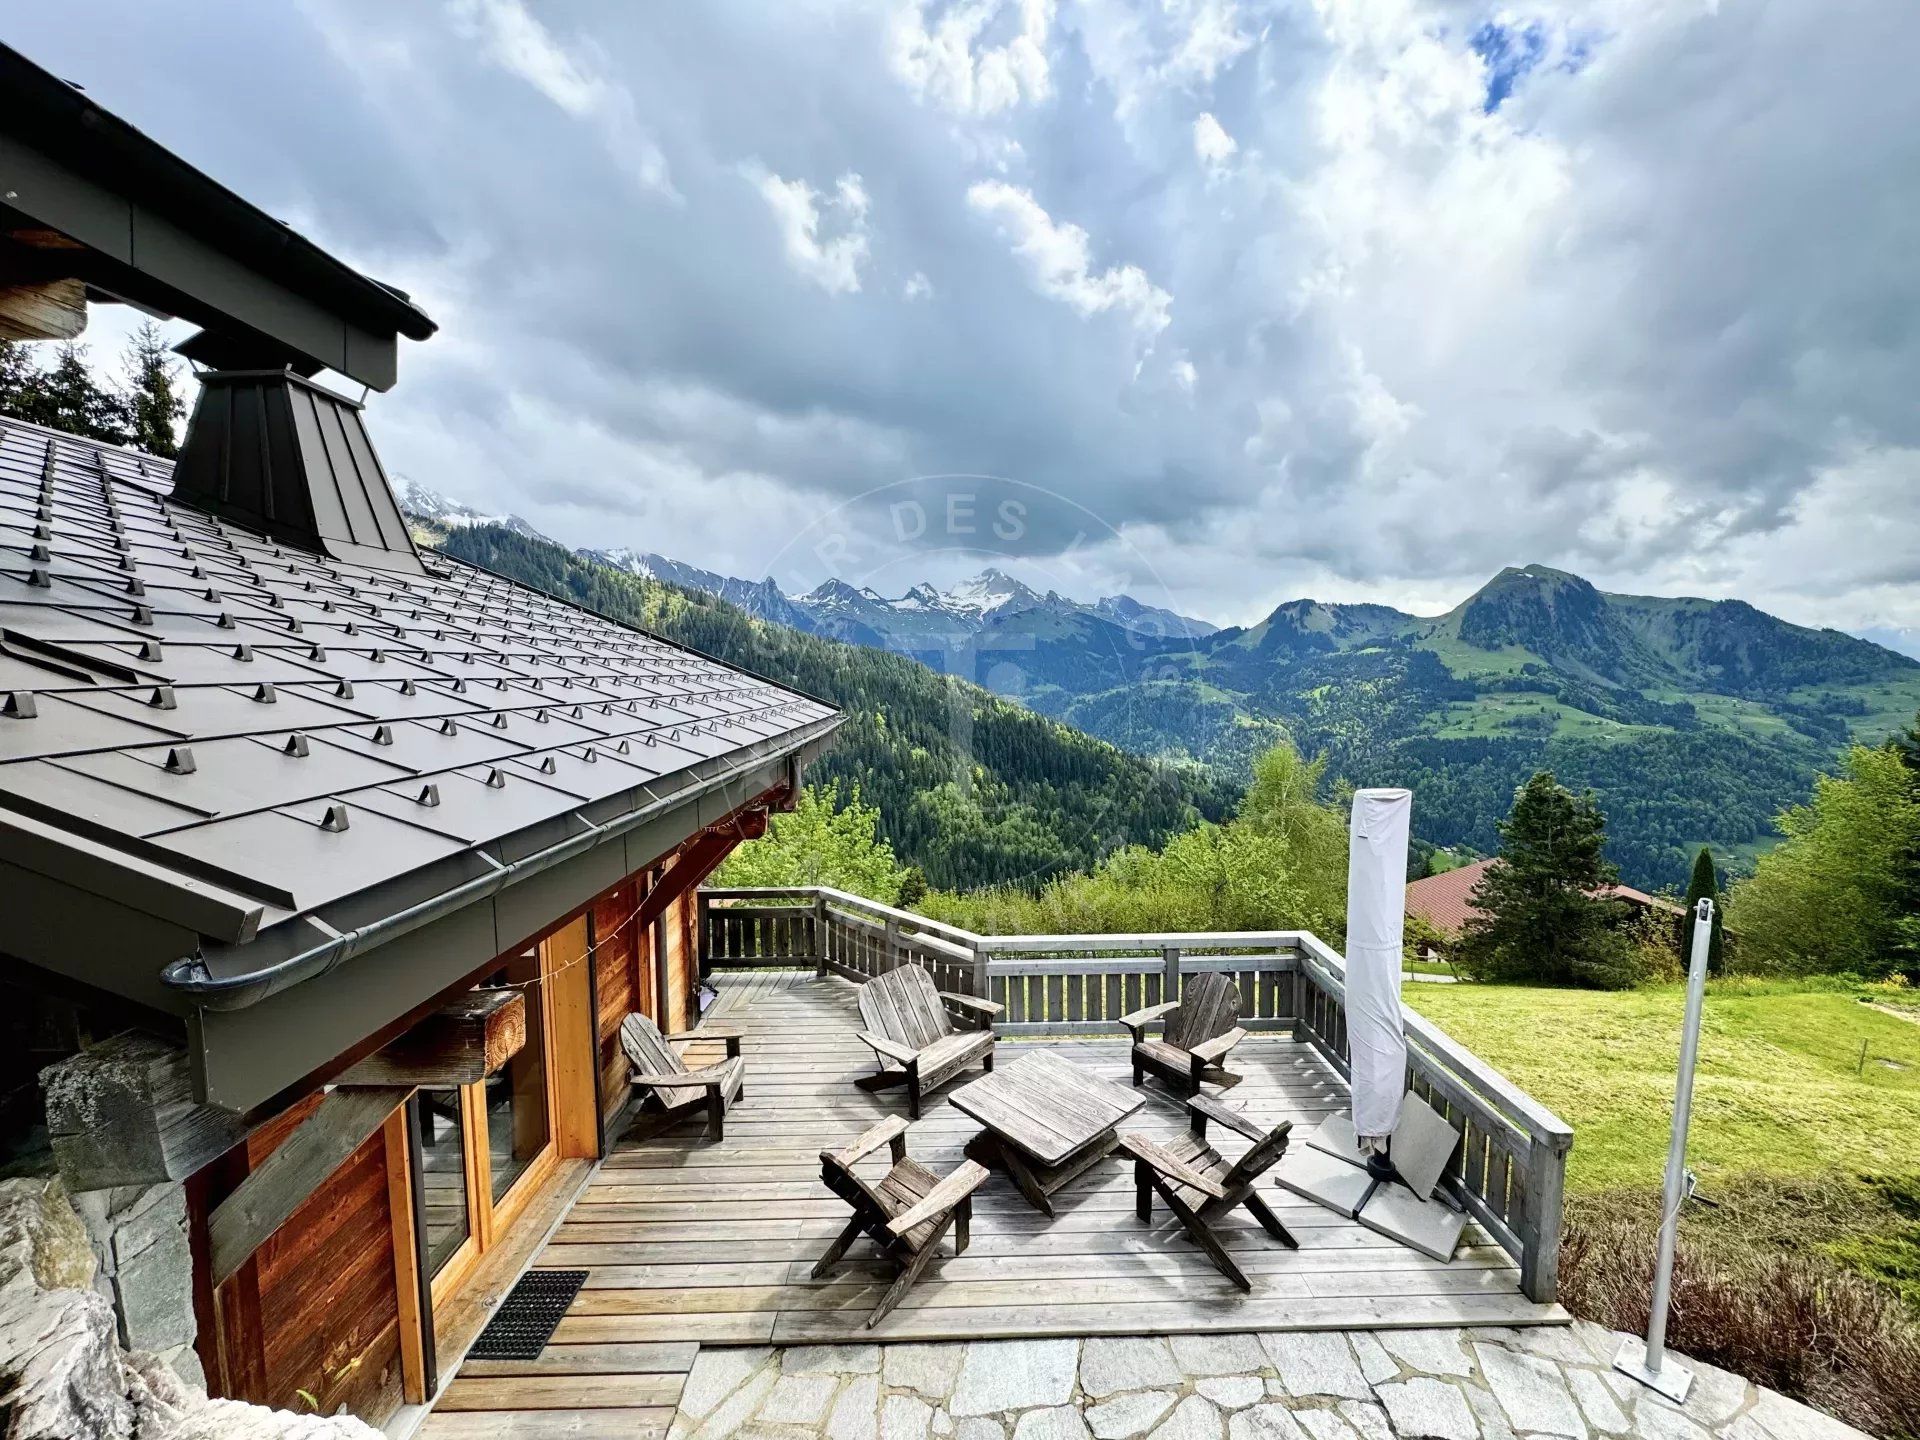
[163,713,842,1012]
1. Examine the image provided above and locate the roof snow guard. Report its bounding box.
[0,416,839,1028]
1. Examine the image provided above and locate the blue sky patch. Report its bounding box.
[1470,19,1551,111]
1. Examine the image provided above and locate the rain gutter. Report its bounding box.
[159,716,840,1011]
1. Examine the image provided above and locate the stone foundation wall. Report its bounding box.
[67,1181,203,1390]
[0,1176,379,1440]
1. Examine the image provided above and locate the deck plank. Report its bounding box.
[425,967,1559,1430]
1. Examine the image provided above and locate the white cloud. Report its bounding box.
[1072,0,1254,123]
[75,0,1919,635]
[447,0,678,199]
[966,180,1171,339]
[745,166,872,295]
[903,271,935,300]
[889,0,1055,116]
[1193,111,1237,173]
[1164,0,1254,88]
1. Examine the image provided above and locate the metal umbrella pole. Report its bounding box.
[1614,896,1715,1403]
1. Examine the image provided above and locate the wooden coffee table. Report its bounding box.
[949,1049,1147,1215]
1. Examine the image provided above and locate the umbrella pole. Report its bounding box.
[1614,897,1715,1403]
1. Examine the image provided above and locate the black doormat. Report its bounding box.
[466,1268,588,1360]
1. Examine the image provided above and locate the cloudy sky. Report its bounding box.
[15,0,1920,639]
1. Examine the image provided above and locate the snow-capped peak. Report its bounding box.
[396,479,547,541]
[939,567,1042,617]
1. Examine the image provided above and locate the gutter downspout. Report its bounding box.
[160,717,841,1012]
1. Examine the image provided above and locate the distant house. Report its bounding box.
[1405,858,1683,956]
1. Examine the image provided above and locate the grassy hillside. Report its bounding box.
[427,525,1236,890]
[1406,978,1920,1194]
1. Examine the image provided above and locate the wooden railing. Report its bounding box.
[697,886,1574,1303]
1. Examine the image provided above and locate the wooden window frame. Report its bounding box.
[426,908,600,1305]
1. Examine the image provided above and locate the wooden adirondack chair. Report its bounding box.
[854,965,1000,1119]
[812,1115,990,1326]
[1116,971,1246,1095]
[1120,1093,1297,1290]
[620,1013,745,1140]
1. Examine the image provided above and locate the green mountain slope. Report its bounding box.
[426,525,1236,890]
[986,565,1920,889]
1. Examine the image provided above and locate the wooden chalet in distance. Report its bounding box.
[0,42,837,1428]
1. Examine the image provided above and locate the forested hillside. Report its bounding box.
[428,525,1235,890]
[963,565,1920,889]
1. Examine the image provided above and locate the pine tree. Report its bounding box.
[1683,846,1726,974]
[122,321,185,456]
[1455,770,1639,988]
[35,341,131,445]
[0,338,42,419]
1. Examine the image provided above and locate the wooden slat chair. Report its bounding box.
[1116,970,1247,1095]
[812,1116,991,1326]
[854,965,1000,1119]
[1120,1093,1297,1290]
[620,1013,745,1140]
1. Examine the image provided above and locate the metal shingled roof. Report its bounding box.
[0,413,838,950]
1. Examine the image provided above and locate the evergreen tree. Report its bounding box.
[1683,846,1726,974]
[122,321,186,456]
[1454,770,1639,988]
[34,341,130,445]
[0,338,41,419]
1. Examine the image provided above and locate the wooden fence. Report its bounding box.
[697,886,1574,1303]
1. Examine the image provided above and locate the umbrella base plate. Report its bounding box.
[1613,1339,1693,1403]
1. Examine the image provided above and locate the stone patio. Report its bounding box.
[664,1325,1869,1440]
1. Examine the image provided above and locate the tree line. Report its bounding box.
[0,327,187,456]
[432,525,1237,892]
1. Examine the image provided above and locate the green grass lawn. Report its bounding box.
[1403,979,1920,1193]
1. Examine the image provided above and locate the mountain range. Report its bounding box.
[400,486,1920,889]
[587,551,1219,650]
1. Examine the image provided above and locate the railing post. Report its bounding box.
[697,891,712,977]
[1162,945,1181,1005]
[885,917,902,975]
[813,892,827,977]
[1523,1136,1570,1303]
[971,942,989,1004]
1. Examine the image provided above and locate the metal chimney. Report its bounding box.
[170,368,425,574]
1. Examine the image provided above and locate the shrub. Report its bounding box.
[1561,1197,1920,1439]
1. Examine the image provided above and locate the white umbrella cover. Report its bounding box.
[1347,787,1412,1148]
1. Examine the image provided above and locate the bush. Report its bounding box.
[1561,1194,1920,1439]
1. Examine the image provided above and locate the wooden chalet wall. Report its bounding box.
[197,1096,408,1419]
[592,879,642,1134]
[175,784,784,1427]
[664,888,697,1032]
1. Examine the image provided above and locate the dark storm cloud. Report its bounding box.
[12,0,1919,635]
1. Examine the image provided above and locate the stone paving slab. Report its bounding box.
[663,1322,1872,1440]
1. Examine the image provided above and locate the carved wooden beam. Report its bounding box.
[336,989,526,1088]
[41,1031,247,1193]
[0,278,86,340]
[637,829,738,932]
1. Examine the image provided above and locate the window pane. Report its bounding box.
[485,949,549,1204]
[417,1090,468,1275]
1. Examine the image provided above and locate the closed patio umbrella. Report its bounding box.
[1346,788,1412,1154]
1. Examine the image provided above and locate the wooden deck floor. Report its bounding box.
[420,969,1560,1437]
